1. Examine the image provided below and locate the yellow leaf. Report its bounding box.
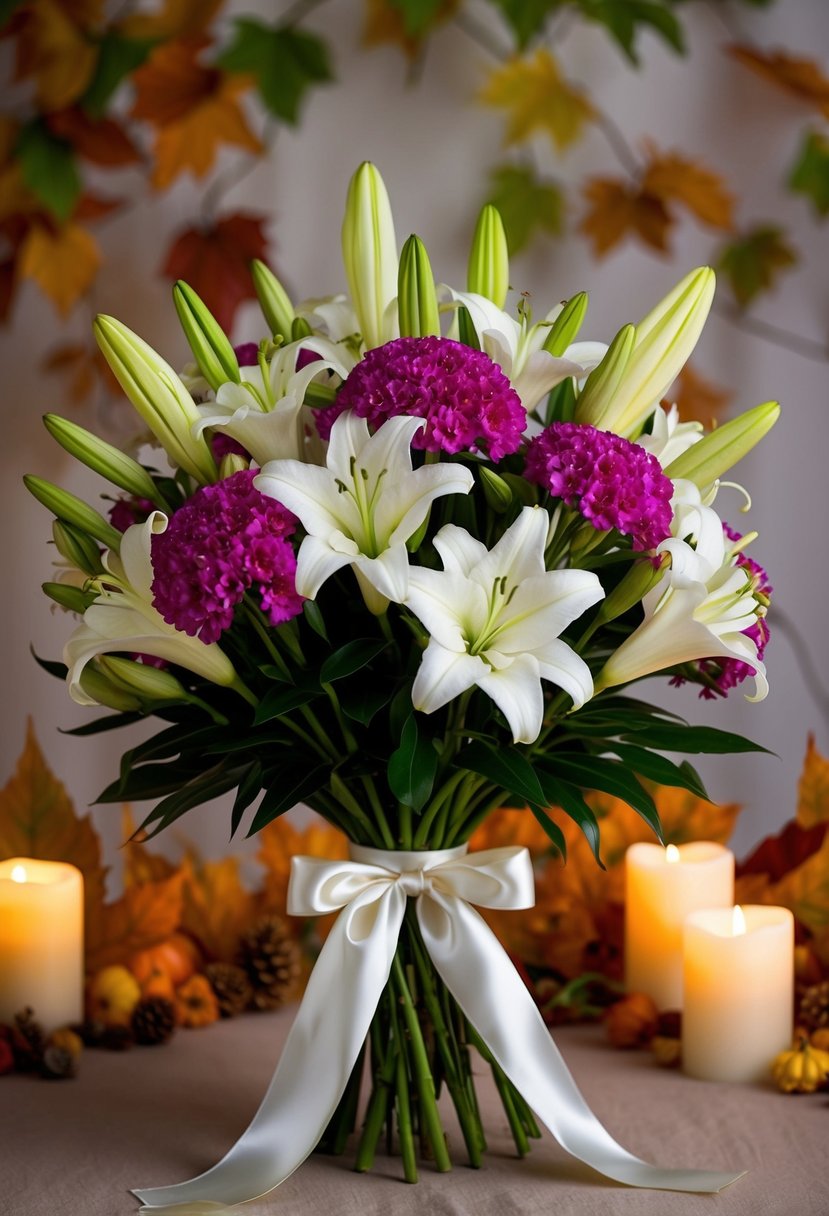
[85,870,185,973]
[119,0,225,40]
[580,177,672,257]
[797,734,829,827]
[641,146,734,230]
[479,49,595,151]
[121,806,178,886]
[768,834,829,937]
[18,221,100,315]
[180,855,256,962]
[0,718,109,963]
[729,44,829,119]
[674,363,732,430]
[12,0,100,111]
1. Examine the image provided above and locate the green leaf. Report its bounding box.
[718,226,797,308]
[490,0,561,49]
[247,762,330,834]
[81,33,155,117]
[30,646,68,680]
[604,742,710,800]
[387,0,447,36]
[217,21,333,124]
[16,123,80,224]
[303,599,329,641]
[621,723,770,755]
[575,0,684,65]
[535,770,605,866]
[789,130,829,219]
[339,679,396,727]
[529,804,567,857]
[388,715,438,811]
[542,754,662,843]
[230,762,263,837]
[254,680,321,725]
[61,712,143,736]
[545,377,577,424]
[320,638,387,684]
[141,763,251,838]
[485,164,563,255]
[97,759,203,803]
[458,741,546,807]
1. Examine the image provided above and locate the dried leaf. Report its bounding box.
[120,0,225,40]
[85,870,184,972]
[9,0,101,111]
[718,225,798,308]
[485,162,563,254]
[257,816,348,939]
[180,855,256,962]
[161,212,270,331]
[673,363,733,429]
[769,834,829,937]
[641,147,734,230]
[797,735,829,827]
[788,129,829,218]
[480,49,595,151]
[0,719,109,959]
[121,806,177,886]
[729,44,829,118]
[131,38,262,189]
[738,820,827,882]
[580,176,672,257]
[47,108,141,167]
[18,220,100,315]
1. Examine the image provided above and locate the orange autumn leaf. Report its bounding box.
[580,177,672,257]
[673,363,732,430]
[729,45,829,119]
[768,833,829,938]
[641,147,734,231]
[179,855,257,962]
[479,49,595,151]
[161,212,269,330]
[85,870,185,973]
[131,38,262,189]
[47,108,142,167]
[8,0,101,112]
[257,816,348,939]
[121,806,178,886]
[120,0,226,41]
[797,735,829,828]
[0,718,109,954]
[18,221,100,315]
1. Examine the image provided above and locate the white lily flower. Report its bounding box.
[296,295,361,344]
[637,404,703,468]
[64,514,243,706]
[595,549,768,702]
[445,289,585,414]
[405,506,604,744]
[254,413,474,607]
[658,478,726,588]
[195,337,352,465]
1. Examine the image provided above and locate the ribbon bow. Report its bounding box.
[135,845,741,1210]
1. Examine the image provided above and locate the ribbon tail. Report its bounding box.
[418,893,744,1194]
[134,887,406,1210]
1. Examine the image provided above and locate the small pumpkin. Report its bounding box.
[175,974,220,1029]
[772,1040,829,1094]
[139,967,176,1003]
[128,934,201,987]
[605,992,659,1049]
[87,966,142,1028]
[48,1027,83,1060]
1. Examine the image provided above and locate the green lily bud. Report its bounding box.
[24,475,122,551]
[291,315,312,341]
[479,466,513,514]
[574,324,636,425]
[94,315,217,485]
[342,161,398,350]
[173,281,241,393]
[665,400,780,488]
[501,472,539,506]
[219,452,250,479]
[42,581,97,614]
[467,204,509,309]
[593,554,669,628]
[398,234,440,339]
[43,414,163,505]
[99,655,188,702]
[79,663,143,712]
[251,259,295,341]
[542,291,588,357]
[52,520,104,577]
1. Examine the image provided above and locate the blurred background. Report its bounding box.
[2,0,827,887]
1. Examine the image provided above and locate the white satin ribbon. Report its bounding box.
[135,844,742,1211]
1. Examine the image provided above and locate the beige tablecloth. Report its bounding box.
[2,1008,826,1216]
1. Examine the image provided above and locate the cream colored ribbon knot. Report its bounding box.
[135,844,742,1212]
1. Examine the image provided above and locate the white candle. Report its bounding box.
[625,841,734,1010]
[0,858,84,1031]
[683,904,793,1082]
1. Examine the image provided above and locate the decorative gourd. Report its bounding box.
[128,934,201,987]
[87,965,142,1027]
[175,974,220,1028]
[139,967,176,1002]
[605,992,659,1049]
[771,1040,829,1093]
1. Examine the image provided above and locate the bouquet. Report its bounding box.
[25,163,776,1199]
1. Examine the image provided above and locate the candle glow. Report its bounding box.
[665,844,680,863]
[11,864,26,883]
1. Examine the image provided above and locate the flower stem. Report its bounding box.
[355,1002,396,1172]
[392,1001,418,1182]
[391,956,452,1173]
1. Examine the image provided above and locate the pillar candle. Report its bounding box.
[625,841,734,1010]
[683,904,793,1082]
[0,858,84,1031]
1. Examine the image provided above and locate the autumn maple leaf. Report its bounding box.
[5,0,102,112]
[580,177,671,257]
[479,49,595,151]
[131,37,263,189]
[161,212,270,331]
[641,146,734,231]
[47,108,142,167]
[18,220,101,316]
[729,44,829,118]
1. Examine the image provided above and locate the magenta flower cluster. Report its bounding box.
[315,336,526,460]
[150,470,303,644]
[523,422,674,551]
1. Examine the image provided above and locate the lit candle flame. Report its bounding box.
[11,864,27,883]
[665,844,680,864]
[732,905,747,936]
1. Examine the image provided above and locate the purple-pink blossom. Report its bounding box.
[315,336,526,460]
[524,421,674,551]
[109,496,154,533]
[150,470,303,644]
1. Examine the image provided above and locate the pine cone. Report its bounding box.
[12,1008,45,1071]
[132,997,176,1046]
[799,980,829,1031]
[238,915,300,1011]
[41,1045,77,1080]
[205,962,253,1018]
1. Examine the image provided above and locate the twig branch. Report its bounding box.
[593,111,643,178]
[200,120,278,226]
[280,0,330,27]
[453,8,511,61]
[712,300,829,364]
[772,607,829,728]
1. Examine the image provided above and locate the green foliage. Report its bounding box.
[485,163,563,254]
[388,0,448,35]
[218,21,333,124]
[490,0,562,49]
[388,715,438,811]
[718,225,798,308]
[16,122,80,223]
[575,0,684,64]
[789,130,829,219]
[82,33,155,117]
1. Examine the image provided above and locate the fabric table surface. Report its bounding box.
[2,1006,826,1216]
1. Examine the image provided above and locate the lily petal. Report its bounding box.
[477,653,544,743]
[411,639,488,714]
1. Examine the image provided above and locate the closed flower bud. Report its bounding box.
[479,466,513,514]
[219,453,250,479]
[467,204,509,309]
[341,161,398,350]
[43,414,162,505]
[398,234,440,339]
[251,259,295,341]
[42,581,97,614]
[52,521,104,577]
[574,324,636,426]
[542,291,588,357]
[99,655,188,702]
[24,475,122,552]
[78,664,143,712]
[665,400,780,490]
[173,281,241,393]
